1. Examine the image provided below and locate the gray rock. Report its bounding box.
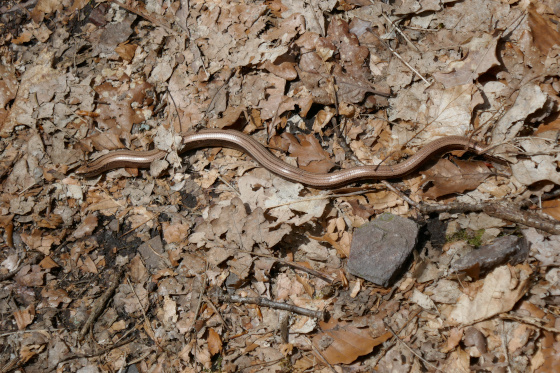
[348,213,419,287]
[451,235,529,275]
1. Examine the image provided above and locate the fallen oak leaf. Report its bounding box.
[207,328,223,356]
[311,318,390,365]
[269,132,335,173]
[420,158,491,199]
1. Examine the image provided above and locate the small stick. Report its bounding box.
[500,313,560,333]
[107,0,176,35]
[265,188,383,209]
[0,0,37,14]
[367,32,429,85]
[381,180,417,207]
[417,201,560,235]
[238,249,335,284]
[305,336,338,373]
[218,292,325,320]
[381,12,420,52]
[384,321,442,372]
[78,268,125,341]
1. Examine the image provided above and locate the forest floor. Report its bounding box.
[1,0,560,372]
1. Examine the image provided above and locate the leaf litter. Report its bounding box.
[0,0,560,372]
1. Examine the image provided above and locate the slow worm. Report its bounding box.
[76,129,487,188]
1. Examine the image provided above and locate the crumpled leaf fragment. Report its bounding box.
[311,318,390,364]
[433,33,500,88]
[446,265,532,325]
[421,159,491,198]
[269,132,335,173]
[189,197,290,251]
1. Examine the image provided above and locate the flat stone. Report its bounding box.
[347,213,419,287]
[451,235,529,275]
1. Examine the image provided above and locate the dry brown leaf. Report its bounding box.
[446,265,532,325]
[11,30,33,45]
[296,18,387,105]
[261,54,298,80]
[13,304,35,330]
[72,214,98,240]
[209,106,246,129]
[92,78,154,135]
[18,343,45,365]
[441,327,464,353]
[207,328,223,356]
[441,347,471,371]
[536,116,560,134]
[20,230,55,255]
[528,5,560,56]
[542,199,560,221]
[35,213,64,229]
[269,132,335,173]
[16,265,47,287]
[80,255,98,274]
[162,222,191,244]
[0,63,18,113]
[312,319,390,364]
[421,158,491,199]
[30,0,63,23]
[39,256,59,269]
[433,34,500,88]
[115,42,138,62]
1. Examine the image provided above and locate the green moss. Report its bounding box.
[446,229,485,247]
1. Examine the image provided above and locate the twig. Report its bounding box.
[240,357,287,372]
[0,0,37,14]
[500,313,560,333]
[78,268,125,341]
[107,0,176,35]
[483,203,560,235]
[381,180,417,207]
[384,321,441,372]
[202,295,229,330]
[304,336,337,373]
[265,188,383,209]
[217,175,241,197]
[416,201,560,235]
[238,249,335,284]
[0,328,64,337]
[217,292,325,320]
[500,319,511,373]
[5,223,14,248]
[367,32,429,85]
[47,338,134,373]
[126,276,156,339]
[382,12,420,52]
[188,263,208,335]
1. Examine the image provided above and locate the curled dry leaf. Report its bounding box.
[528,4,560,56]
[433,33,501,88]
[269,132,335,173]
[207,328,223,356]
[446,265,532,325]
[311,318,391,365]
[421,158,491,199]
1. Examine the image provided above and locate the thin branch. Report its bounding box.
[78,268,125,341]
[265,188,384,209]
[384,321,442,372]
[382,12,420,52]
[217,292,325,320]
[107,0,177,35]
[367,32,429,85]
[500,313,560,333]
[238,249,335,284]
